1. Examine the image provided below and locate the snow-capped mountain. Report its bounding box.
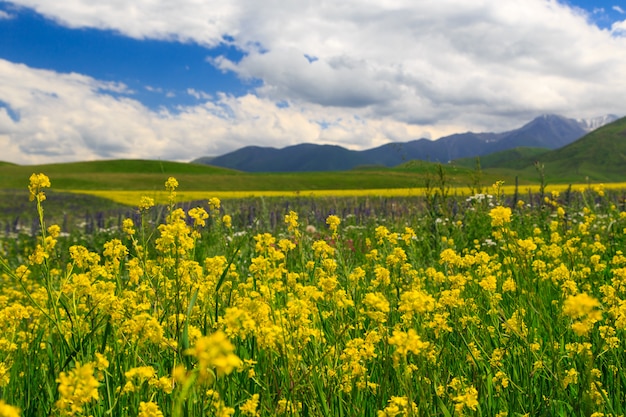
[576,114,620,131]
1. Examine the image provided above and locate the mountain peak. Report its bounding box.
[575,114,620,132]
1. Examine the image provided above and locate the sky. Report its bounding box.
[0,0,625,165]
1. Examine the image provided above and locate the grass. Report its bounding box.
[1,173,626,415]
[0,159,523,192]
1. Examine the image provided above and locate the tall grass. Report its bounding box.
[1,174,626,416]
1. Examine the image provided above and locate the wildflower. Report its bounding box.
[103,239,129,271]
[239,394,260,416]
[401,227,416,245]
[122,218,135,235]
[427,313,453,338]
[562,293,602,336]
[209,197,221,215]
[479,275,497,292]
[164,176,178,191]
[361,292,390,323]
[0,400,20,417]
[28,245,48,265]
[326,214,340,237]
[489,206,512,227]
[188,207,209,227]
[375,225,392,244]
[453,386,479,414]
[377,396,418,417]
[138,196,155,211]
[372,266,391,288]
[222,214,232,228]
[123,366,157,393]
[465,342,482,365]
[502,309,528,338]
[562,367,579,388]
[501,277,516,292]
[276,399,301,415]
[138,401,164,417]
[55,362,100,416]
[398,289,436,320]
[0,362,10,387]
[185,331,242,383]
[28,172,51,202]
[348,267,366,284]
[165,177,178,204]
[388,328,430,365]
[285,211,301,238]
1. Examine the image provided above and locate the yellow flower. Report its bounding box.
[185,331,242,383]
[377,396,418,417]
[453,386,479,414]
[138,196,155,211]
[562,367,579,388]
[122,218,135,235]
[188,207,209,227]
[505,310,528,339]
[326,214,340,236]
[398,289,436,320]
[209,197,221,212]
[138,401,164,417]
[0,362,10,387]
[55,362,100,416]
[164,177,179,191]
[502,277,517,292]
[165,177,178,204]
[361,292,390,323]
[28,173,51,202]
[239,394,260,416]
[562,293,602,336]
[284,211,300,238]
[489,206,512,227]
[222,214,232,228]
[276,399,301,415]
[0,400,20,417]
[388,329,430,365]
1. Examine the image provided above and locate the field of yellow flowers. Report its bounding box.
[1,174,626,416]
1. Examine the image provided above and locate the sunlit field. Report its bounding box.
[2,174,626,416]
[70,182,626,206]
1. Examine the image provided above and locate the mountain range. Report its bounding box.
[193,114,619,172]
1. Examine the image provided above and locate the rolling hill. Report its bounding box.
[462,116,626,183]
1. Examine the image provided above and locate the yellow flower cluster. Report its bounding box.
[3,175,626,416]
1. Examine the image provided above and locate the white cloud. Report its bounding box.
[0,10,13,19]
[613,5,625,14]
[187,88,213,100]
[0,59,430,164]
[612,19,626,35]
[2,0,626,164]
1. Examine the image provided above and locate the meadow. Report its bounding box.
[1,173,626,416]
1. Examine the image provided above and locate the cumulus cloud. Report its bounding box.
[612,19,626,35]
[0,59,418,164]
[2,0,626,164]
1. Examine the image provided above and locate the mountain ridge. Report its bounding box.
[193,114,619,172]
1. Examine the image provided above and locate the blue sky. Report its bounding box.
[0,0,625,164]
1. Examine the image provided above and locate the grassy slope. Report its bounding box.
[452,147,550,169]
[479,116,626,183]
[0,158,524,192]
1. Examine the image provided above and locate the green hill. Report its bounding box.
[0,158,466,191]
[0,159,240,190]
[453,147,550,169]
[531,116,626,182]
[458,117,626,183]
